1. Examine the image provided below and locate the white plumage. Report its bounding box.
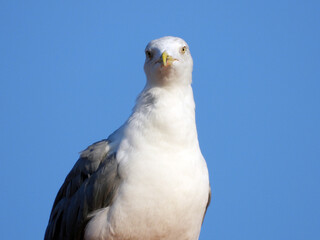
[45,36,210,240]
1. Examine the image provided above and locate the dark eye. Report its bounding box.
[180,46,187,54]
[145,50,153,59]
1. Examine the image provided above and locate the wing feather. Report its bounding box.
[202,186,211,224]
[45,140,121,240]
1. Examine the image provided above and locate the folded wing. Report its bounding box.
[45,140,121,240]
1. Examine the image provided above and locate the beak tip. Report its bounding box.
[162,51,168,66]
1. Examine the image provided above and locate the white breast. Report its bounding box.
[86,152,209,240]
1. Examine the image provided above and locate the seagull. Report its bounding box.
[45,36,211,240]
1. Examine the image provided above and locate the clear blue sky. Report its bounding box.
[1,1,319,239]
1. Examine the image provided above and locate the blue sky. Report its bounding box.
[1,0,319,239]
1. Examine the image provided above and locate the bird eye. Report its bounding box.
[180,46,187,54]
[145,50,153,59]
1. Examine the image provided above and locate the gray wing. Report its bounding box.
[202,186,211,224]
[45,139,121,240]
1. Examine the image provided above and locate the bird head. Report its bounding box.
[144,36,193,87]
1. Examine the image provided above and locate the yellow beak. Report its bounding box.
[161,51,176,67]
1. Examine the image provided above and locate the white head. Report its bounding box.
[144,36,193,87]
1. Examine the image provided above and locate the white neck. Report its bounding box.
[125,84,198,149]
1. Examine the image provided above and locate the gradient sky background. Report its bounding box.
[1,1,319,239]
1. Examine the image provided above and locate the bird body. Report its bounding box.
[45,36,210,240]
